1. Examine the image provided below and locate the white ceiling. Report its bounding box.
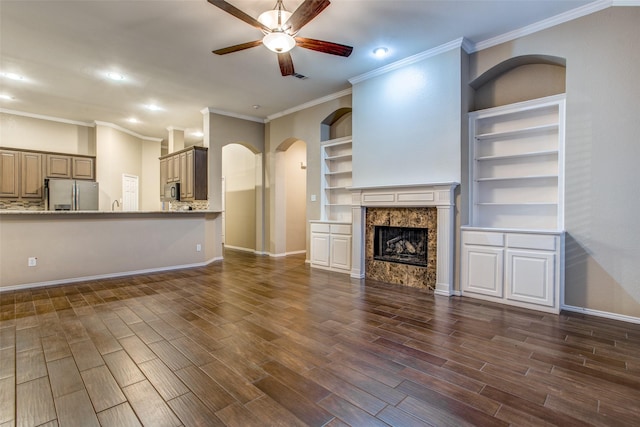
[1,0,596,143]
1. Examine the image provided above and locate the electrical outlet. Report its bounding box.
[196,244,202,252]
[28,257,37,267]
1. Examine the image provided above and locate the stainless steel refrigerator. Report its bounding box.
[46,179,99,211]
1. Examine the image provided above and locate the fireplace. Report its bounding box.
[365,207,437,289]
[374,225,428,267]
[350,183,458,296]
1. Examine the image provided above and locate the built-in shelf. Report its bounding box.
[326,154,352,161]
[468,94,565,231]
[476,175,558,182]
[475,123,559,141]
[321,137,352,222]
[476,150,558,161]
[462,95,566,314]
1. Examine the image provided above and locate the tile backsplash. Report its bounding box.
[0,199,45,211]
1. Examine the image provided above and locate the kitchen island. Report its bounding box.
[0,210,223,291]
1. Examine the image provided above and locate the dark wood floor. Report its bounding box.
[1,249,640,427]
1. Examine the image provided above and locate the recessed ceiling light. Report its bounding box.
[252,105,261,109]
[107,71,125,81]
[0,94,14,100]
[192,131,204,138]
[373,47,389,58]
[146,104,162,111]
[2,72,25,81]
[127,117,139,123]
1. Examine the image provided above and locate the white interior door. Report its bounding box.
[122,174,139,211]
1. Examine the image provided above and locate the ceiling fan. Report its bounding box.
[207,0,353,76]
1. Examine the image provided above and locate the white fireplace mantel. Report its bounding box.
[350,183,459,296]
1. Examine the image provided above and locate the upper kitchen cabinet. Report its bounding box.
[46,153,95,180]
[20,152,43,198]
[0,150,20,198]
[159,146,208,201]
[0,149,45,199]
[72,156,95,180]
[46,154,72,179]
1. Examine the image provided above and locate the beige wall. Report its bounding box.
[205,113,265,252]
[222,143,257,251]
[285,140,306,253]
[0,212,221,289]
[96,125,160,211]
[0,112,95,155]
[141,139,162,211]
[469,7,640,318]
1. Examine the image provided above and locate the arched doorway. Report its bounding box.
[273,138,307,256]
[222,143,262,253]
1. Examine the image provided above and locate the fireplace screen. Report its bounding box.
[374,225,428,267]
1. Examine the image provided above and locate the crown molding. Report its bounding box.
[166,126,185,132]
[94,121,163,142]
[470,0,613,53]
[349,38,469,85]
[265,88,352,122]
[0,108,94,127]
[200,107,264,124]
[612,0,640,5]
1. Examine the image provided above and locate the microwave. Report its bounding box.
[163,183,180,201]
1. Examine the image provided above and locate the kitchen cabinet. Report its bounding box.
[461,228,563,313]
[72,156,95,180]
[1,148,96,201]
[179,150,192,200]
[46,154,72,178]
[463,95,565,313]
[159,158,168,197]
[20,152,43,198]
[167,155,180,183]
[310,221,351,273]
[0,150,20,198]
[159,146,207,201]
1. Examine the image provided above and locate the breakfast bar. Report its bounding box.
[0,210,223,291]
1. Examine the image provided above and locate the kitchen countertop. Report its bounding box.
[0,210,222,215]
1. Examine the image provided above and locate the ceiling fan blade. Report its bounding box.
[207,0,269,32]
[278,52,295,76]
[295,37,353,57]
[284,0,330,34]
[213,40,263,55]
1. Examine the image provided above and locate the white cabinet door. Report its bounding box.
[506,249,555,307]
[462,245,504,298]
[330,235,351,271]
[310,232,330,267]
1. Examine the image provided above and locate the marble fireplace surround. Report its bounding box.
[350,183,458,296]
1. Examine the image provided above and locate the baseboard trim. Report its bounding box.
[223,245,256,254]
[561,304,640,325]
[0,257,223,293]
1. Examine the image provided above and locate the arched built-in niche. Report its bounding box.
[319,108,352,222]
[471,55,566,111]
[321,107,352,142]
[221,142,261,253]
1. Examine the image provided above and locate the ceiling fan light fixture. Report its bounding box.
[262,32,296,53]
[257,9,292,32]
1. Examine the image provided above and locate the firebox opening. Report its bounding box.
[373,225,428,267]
